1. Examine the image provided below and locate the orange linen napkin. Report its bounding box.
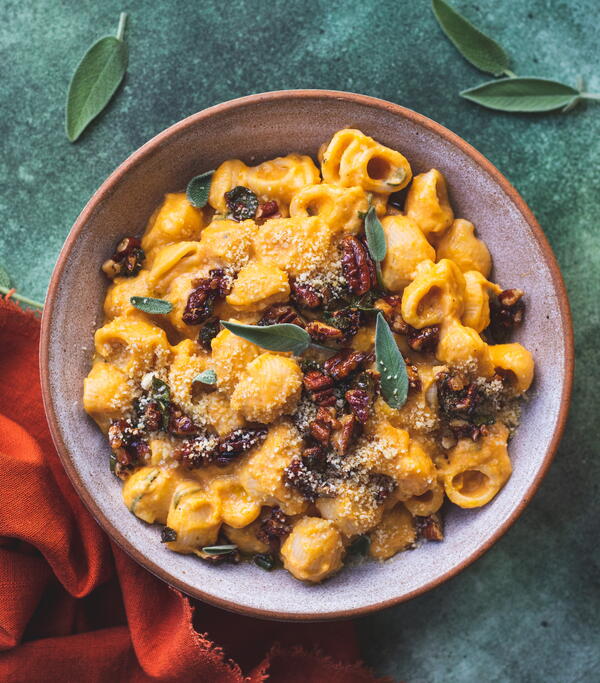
[0,297,383,683]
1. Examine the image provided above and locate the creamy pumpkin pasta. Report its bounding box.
[84,129,534,582]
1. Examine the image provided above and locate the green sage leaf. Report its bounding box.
[0,265,11,290]
[130,296,173,314]
[201,544,238,556]
[253,553,275,570]
[221,321,311,355]
[186,171,214,208]
[193,369,217,385]
[375,313,408,409]
[461,78,580,112]
[431,0,510,77]
[65,13,128,142]
[364,207,387,262]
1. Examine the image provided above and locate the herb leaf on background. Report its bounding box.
[221,321,312,355]
[186,171,214,207]
[66,12,128,142]
[364,207,387,289]
[461,78,581,112]
[431,0,511,77]
[130,296,173,314]
[0,265,44,309]
[193,369,217,385]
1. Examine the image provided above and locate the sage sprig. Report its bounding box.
[364,207,387,289]
[201,544,238,556]
[66,12,129,142]
[221,321,316,355]
[130,296,173,314]
[193,369,217,385]
[0,265,44,310]
[375,313,408,410]
[432,0,599,113]
[186,171,214,208]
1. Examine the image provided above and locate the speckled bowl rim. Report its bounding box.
[40,90,574,621]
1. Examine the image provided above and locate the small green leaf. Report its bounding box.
[221,321,311,355]
[193,369,217,385]
[186,171,214,208]
[0,265,11,289]
[65,13,128,142]
[375,313,408,410]
[253,553,275,570]
[432,0,510,77]
[364,207,387,263]
[130,296,173,314]
[461,78,580,112]
[201,544,238,556]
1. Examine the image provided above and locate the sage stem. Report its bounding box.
[581,93,600,101]
[0,287,44,310]
[116,12,128,41]
[503,69,517,78]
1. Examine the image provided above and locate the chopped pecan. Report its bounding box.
[436,372,482,420]
[345,388,371,424]
[102,236,145,279]
[417,513,444,541]
[407,325,440,353]
[225,186,259,221]
[303,371,336,406]
[255,200,280,222]
[331,413,361,455]
[369,472,397,503]
[341,235,377,295]
[376,296,410,334]
[283,453,331,501]
[108,419,130,451]
[256,507,291,550]
[174,433,219,468]
[126,440,151,462]
[405,361,421,392]
[306,320,344,342]
[198,319,221,351]
[323,349,370,381]
[140,400,162,432]
[447,419,484,441]
[259,303,305,327]
[216,425,268,465]
[182,269,231,325]
[290,281,322,309]
[308,406,339,445]
[490,288,525,341]
[168,408,199,437]
[324,307,361,341]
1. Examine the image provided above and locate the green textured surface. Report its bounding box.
[1,1,598,680]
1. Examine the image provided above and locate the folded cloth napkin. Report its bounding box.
[0,298,383,683]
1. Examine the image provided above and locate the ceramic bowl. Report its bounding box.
[40,90,573,620]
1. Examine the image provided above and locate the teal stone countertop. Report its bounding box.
[1,1,598,680]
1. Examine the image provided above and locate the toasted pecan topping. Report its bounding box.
[174,433,219,468]
[290,281,322,309]
[490,288,525,341]
[256,507,291,549]
[259,303,305,328]
[102,236,145,279]
[331,413,361,455]
[369,472,397,503]
[216,425,268,466]
[323,349,370,381]
[182,269,231,326]
[341,235,377,295]
[303,370,337,406]
[168,407,200,437]
[198,319,221,351]
[308,406,339,445]
[417,513,444,541]
[255,200,280,222]
[306,320,344,342]
[345,388,372,424]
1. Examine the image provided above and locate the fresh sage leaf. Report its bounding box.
[201,544,238,556]
[254,553,275,570]
[193,369,217,385]
[364,207,387,262]
[432,0,510,77]
[65,13,128,142]
[130,296,173,314]
[0,265,11,290]
[461,78,580,112]
[221,321,311,355]
[375,313,408,409]
[186,170,214,208]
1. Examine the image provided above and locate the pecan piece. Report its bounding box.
[407,325,440,353]
[341,235,377,296]
[436,372,482,420]
[417,514,444,541]
[168,407,199,437]
[345,388,371,424]
[174,433,219,468]
[198,319,221,351]
[306,320,344,342]
[308,406,339,445]
[259,303,305,327]
[323,349,370,381]
[102,236,145,279]
[375,296,410,334]
[182,269,231,325]
[290,281,322,309]
[331,413,361,455]
[256,506,291,550]
[283,452,331,501]
[255,200,280,222]
[140,400,162,432]
[405,361,421,392]
[303,371,336,406]
[216,425,268,466]
[490,288,525,341]
[324,307,361,342]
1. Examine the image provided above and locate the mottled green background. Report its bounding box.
[1,0,598,680]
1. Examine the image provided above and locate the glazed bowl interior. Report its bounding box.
[41,90,572,620]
